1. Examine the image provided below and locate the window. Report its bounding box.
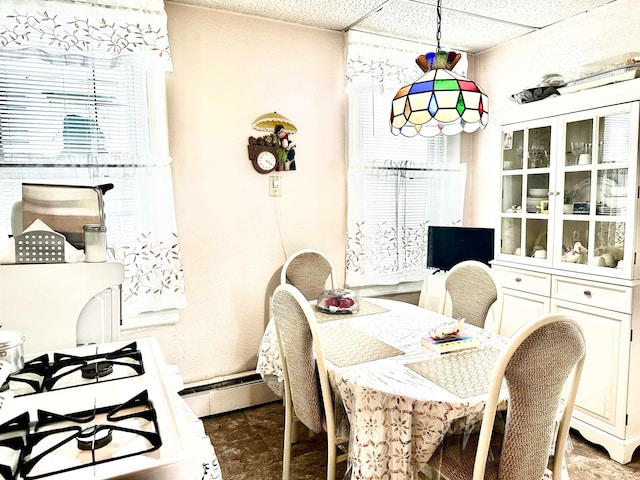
[346,33,467,291]
[0,1,185,321]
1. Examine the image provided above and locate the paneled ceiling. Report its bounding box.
[170,0,616,54]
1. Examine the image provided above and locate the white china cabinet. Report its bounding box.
[492,78,640,464]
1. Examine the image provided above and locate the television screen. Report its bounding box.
[427,226,495,272]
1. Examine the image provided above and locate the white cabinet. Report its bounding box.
[492,79,640,464]
[492,266,551,336]
[497,103,639,278]
[493,264,640,463]
[551,299,630,436]
[500,288,550,337]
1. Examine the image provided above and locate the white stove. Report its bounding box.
[0,337,221,480]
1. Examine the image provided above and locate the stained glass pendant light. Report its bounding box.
[390,0,489,137]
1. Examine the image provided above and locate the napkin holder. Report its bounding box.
[14,230,66,264]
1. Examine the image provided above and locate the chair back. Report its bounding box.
[272,284,336,435]
[418,272,447,312]
[440,260,503,331]
[281,249,335,300]
[472,313,586,480]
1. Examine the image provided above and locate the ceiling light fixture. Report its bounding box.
[390,0,489,137]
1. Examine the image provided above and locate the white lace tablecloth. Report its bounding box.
[257,298,510,479]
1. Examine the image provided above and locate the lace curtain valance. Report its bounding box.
[346,30,468,88]
[0,0,172,71]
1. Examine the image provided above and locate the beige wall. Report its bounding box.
[122,3,347,384]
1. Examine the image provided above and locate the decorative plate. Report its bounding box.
[568,177,617,203]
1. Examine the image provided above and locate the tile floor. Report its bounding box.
[203,401,640,480]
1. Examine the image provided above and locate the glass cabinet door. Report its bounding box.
[499,121,553,265]
[556,103,639,277]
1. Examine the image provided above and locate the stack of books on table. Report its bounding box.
[421,334,479,354]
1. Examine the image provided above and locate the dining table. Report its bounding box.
[256,297,512,479]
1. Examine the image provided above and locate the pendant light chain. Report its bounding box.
[436,0,442,52]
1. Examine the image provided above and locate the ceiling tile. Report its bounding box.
[437,0,614,28]
[174,0,384,30]
[169,0,618,54]
[353,0,534,53]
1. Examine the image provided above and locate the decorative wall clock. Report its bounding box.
[248,112,298,173]
[247,144,279,174]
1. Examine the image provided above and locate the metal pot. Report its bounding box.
[0,330,25,373]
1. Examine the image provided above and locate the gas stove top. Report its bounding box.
[2,342,144,397]
[0,338,207,480]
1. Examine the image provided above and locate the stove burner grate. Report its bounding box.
[21,390,162,479]
[0,343,146,397]
[0,412,30,480]
[44,342,144,392]
[1,354,50,396]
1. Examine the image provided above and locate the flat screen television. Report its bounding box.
[427,226,495,272]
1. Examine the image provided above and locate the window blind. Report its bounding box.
[346,79,466,287]
[0,53,146,163]
[0,53,153,247]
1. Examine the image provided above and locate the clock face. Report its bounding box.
[255,150,276,173]
[247,144,279,174]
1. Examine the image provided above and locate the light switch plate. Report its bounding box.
[269,175,282,197]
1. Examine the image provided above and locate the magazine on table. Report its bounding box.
[421,334,479,354]
[422,317,479,354]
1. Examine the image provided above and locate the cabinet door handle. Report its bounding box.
[583,290,592,298]
[515,277,522,283]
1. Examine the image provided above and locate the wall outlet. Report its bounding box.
[269,175,282,197]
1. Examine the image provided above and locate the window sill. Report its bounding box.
[120,309,179,331]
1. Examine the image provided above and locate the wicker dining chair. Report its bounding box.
[272,283,348,480]
[422,313,586,480]
[418,272,448,313]
[438,260,504,332]
[281,249,336,300]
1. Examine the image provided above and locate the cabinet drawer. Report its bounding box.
[492,266,551,297]
[552,277,632,314]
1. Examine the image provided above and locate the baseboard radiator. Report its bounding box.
[180,370,280,418]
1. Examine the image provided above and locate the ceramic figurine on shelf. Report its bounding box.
[275,125,296,170]
[536,200,549,214]
[562,241,588,264]
[501,218,516,254]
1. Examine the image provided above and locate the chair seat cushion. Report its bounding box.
[427,432,501,480]
[426,431,558,480]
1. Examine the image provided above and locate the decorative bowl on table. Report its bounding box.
[316,288,359,314]
[428,318,466,340]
